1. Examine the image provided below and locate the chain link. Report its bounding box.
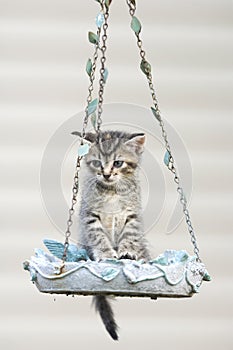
[97,7,110,132]
[62,156,82,262]
[82,28,101,139]
[127,0,136,16]
[126,0,201,262]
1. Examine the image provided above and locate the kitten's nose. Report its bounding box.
[103,174,111,180]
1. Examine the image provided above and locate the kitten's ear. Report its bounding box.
[124,133,145,154]
[71,131,96,143]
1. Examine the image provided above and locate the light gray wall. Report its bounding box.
[1,0,232,348]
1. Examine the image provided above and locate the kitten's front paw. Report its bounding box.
[119,252,137,260]
[94,249,118,262]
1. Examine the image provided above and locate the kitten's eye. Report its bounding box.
[113,160,124,168]
[91,160,102,168]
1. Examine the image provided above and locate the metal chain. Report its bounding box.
[62,156,82,262]
[82,28,101,139]
[126,0,201,262]
[127,0,136,16]
[62,2,107,263]
[97,5,110,132]
[62,0,201,263]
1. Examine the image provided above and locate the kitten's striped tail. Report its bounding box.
[93,295,119,340]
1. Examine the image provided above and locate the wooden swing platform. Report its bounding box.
[23,246,210,299]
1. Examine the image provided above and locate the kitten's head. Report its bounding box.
[73,130,145,187]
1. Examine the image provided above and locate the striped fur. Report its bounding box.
[77,130,151,340]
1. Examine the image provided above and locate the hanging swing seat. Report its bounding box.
[23,0,211,306]
[23,239,210,299]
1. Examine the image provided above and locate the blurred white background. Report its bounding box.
[1,0,233,348]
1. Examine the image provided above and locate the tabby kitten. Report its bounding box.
[75,130,151,340]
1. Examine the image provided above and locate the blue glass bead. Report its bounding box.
[164,150,171,166]
[86,58,92,77]
[87,98,98,116]
[131,16,142,34]
[88,31,99,45]
[78,144,90,157]
[151,106,161,122]
[96,12,104,28]
[103,68,108,83]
